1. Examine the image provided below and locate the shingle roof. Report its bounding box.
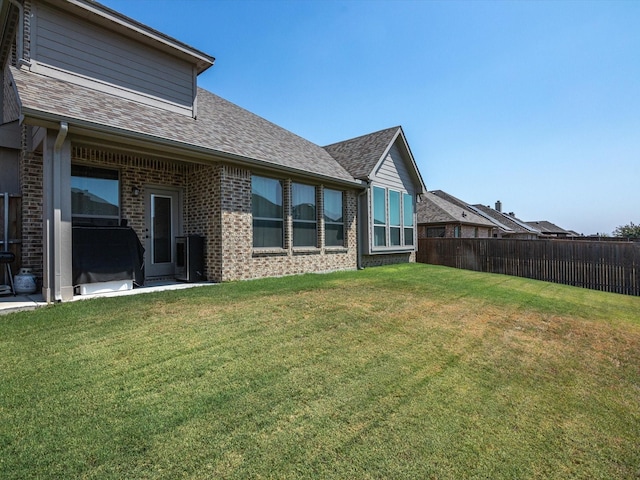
[525,221,570,235]
[11,66,358,184]
[323,126,400,180]
[473,205,540,235]
[418,192,495,227]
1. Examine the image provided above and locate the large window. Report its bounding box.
[373,186,387,247]
[324,188,344,247]
[71,165,119,226]
[252,175,283,248]
[372,186,414,249]
[292,183,317,247]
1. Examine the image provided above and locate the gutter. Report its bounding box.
[52,122,68,302]
[356,181,370,270]
[20,108,366,191]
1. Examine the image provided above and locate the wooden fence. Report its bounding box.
[417,238,640,296]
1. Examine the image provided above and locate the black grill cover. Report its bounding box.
[72,227,145,286]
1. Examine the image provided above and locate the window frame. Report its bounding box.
[323,188,345,248]
[291,182,318,248]
[371,186,415,251]
[252,175,285,249]
[403,192,414,246]
[373,186,387,247]
[71,164,120,226]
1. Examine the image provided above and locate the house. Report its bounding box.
[0,0,426,302]
[428,191,541,239]
[416,191,494,238]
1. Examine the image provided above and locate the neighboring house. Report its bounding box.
[416,191,494,238]
[429,191,541,239]
[0,0,425,302]
[324,126,426,267]
[525,221,571,238]
[429,190,516,238]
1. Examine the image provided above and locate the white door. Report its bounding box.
[145,187,181,278]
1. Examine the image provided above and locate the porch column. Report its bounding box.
[42,124,73,302]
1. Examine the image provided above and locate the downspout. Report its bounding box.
[53,122,68,302]
[356,181,370,270]
[7,0,28,67]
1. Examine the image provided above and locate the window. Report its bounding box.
[427,227,446,238]
[403,193,414,246]
[389,190,401,246]
[292,183,317,247]
[454,225,461,238]
[372,186,415,248]
[252,175,283,248]
[324,188,344,247]
[373,186,386,247]
[71,165,119,226]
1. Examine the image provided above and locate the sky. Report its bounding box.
[100,0,640,235]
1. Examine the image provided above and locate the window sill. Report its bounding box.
[369,246,416,255]
[324,246,348,254]
[252,248,288,257]
[293,247,321,255]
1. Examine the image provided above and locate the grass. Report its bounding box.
[1,263,639,479]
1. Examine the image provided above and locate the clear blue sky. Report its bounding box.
[102,0,639,235]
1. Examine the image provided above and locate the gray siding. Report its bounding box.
[32,3,194,109]
[367,141,418,254]
[371,143,415,194]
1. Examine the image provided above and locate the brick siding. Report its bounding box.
[20,142,360,285]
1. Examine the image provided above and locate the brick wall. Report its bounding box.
[361,251,415,268]
[19,139,43,277]
[21,142,360,285]
[219,168,359,281]
[186,163,221,281]
[72,147,190,246]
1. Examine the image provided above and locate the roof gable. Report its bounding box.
[324,126,426,193]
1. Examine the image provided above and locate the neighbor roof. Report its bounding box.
[430,190,514,233]
[525,220,570,235]
[11,67,360,186]
[418,192,495,227]
[473,205,541,235]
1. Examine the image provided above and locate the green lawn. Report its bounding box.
[1,264,639,479]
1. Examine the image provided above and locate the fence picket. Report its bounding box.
[418,238,640,296]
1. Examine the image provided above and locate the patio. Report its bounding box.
[0,281,213,315]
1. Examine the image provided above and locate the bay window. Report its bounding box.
[372,186,415,249]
